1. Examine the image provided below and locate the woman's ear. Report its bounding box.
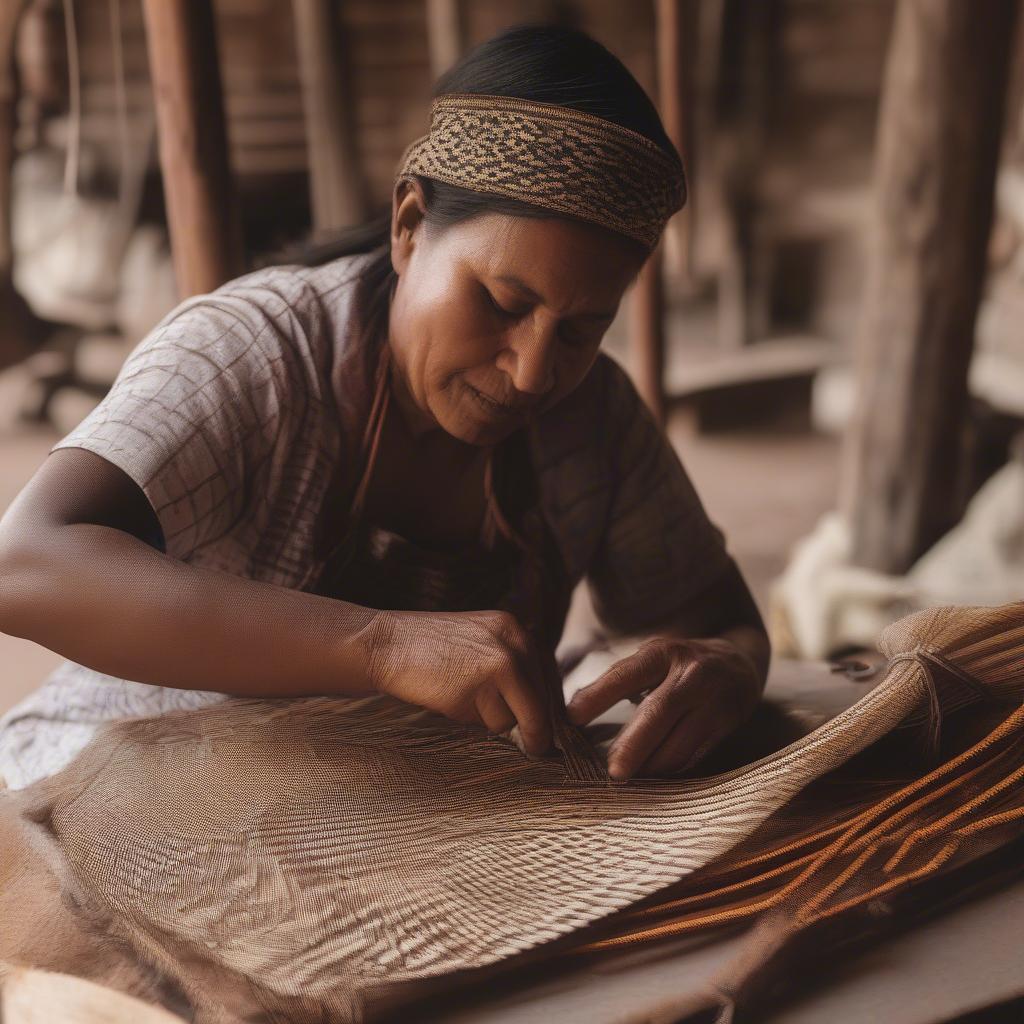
[390,178,428,276]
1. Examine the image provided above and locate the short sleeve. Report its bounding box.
[586,358,733,634]
[48,296,283,563]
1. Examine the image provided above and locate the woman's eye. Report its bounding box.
[481,286,519,318]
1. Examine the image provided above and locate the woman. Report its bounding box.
[0,25,768,790]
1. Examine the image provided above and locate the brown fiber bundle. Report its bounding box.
[2,602,1023,1022]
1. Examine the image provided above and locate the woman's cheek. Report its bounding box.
[556,344,600,397]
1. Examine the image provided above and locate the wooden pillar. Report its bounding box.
[292,0,370,236]
[654,0,693,282]
[141,0,243,298]
[840,0,1018,574]
[426,0,463,80]
[0,0,26,276]
[716,0,774,348]
[0,0,32,372]
[627,0,695,426]
[630,246,666,426]
[689,0,725,282]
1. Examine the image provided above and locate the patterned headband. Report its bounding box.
[395,93,686,250]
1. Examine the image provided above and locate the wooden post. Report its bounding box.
[630,246,666,426]
[426,0,463,80]
[0,0,33,372]
[0,0,26,276]
[840,0,1018,574]
[141,0,243,298]
[654,0,693,282]
[716,0,773,348]
[291,0,370,236]
[689,0,725,281]
[627,0,694,426]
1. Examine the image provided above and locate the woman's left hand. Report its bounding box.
[566,636,763,781]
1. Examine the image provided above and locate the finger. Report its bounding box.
[494,620,557,756]
[637,705,721,777]
[475,687,517,735]
[499,673,552,757]
[567,644,667,726]
[606,661,703,780]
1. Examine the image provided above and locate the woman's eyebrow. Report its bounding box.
[494,274,617,320]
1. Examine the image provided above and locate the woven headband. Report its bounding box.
[395,93,686,250]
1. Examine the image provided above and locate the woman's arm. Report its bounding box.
[0,449,553,753]
[0,449,386,698]
[568,558,770,781]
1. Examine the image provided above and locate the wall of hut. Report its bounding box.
[12,1,891,302]
[11,0,1024,381]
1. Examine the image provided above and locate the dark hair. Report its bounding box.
[294,25,677,348]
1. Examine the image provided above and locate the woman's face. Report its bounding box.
[387,179,646,446]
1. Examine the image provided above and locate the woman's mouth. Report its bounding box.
[463,380,520,417]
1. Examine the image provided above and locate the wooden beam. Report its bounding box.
[716,0,774,348]
[626,1,696,426]
[0,0,33,373]
[0,0,26,275]
[426,0,463,80]
[654,0,693,282]
[840,0,1019,574]
[630,246,666,426]
[291,0,370,236]
[689,0,725,280]
[141,0,243,298]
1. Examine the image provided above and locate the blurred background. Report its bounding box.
[1,0,1022,713]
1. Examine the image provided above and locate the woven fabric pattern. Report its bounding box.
[15,615,938,1021]
[566,601,1024,1021]
[396,93,686,249]
[3,603,1024,1022]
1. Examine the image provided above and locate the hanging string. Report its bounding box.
[61,0,82,196]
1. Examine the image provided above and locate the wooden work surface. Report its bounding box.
[410,877,1024,1024]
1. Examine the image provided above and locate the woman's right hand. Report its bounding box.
[364,608,554,756]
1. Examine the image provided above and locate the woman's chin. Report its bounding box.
[438,401,522,446]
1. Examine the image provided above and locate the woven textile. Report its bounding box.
[396,93,686,249]
[5,602,1023,1022]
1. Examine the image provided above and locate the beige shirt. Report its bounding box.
[0,253,732,789]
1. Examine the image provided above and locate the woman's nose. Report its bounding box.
[506,324,557,396]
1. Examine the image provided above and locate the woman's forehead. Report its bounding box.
[458,213,643,306]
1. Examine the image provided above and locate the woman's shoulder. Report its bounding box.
[219,251,372,304]
[168,252,373,343]
[126,252,375,413]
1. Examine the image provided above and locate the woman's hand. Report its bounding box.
[365,608,554,757]
[566,636,763,780]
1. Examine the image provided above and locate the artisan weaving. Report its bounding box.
[0,253,732,790]
[395,93,687,249]
[2,602,1023,1022]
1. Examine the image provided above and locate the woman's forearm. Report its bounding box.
[708,621,770,697]
[0,523,387,698]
